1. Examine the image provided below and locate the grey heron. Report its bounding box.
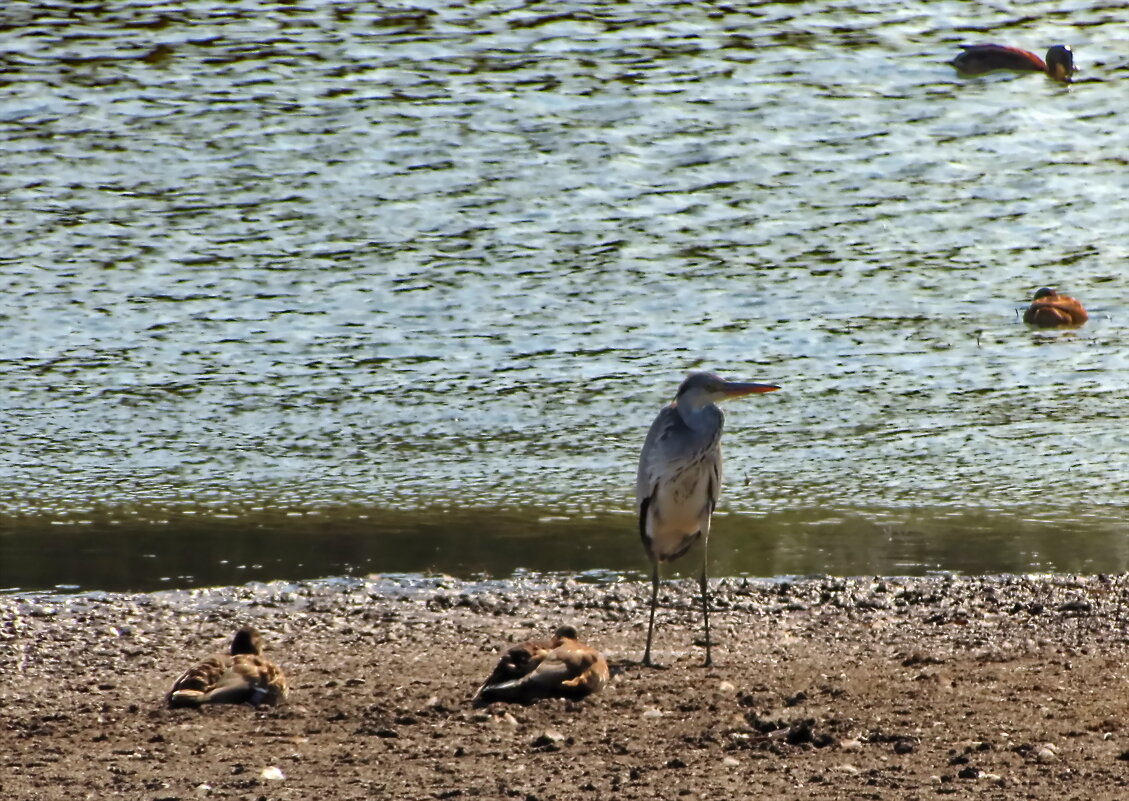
[636,372,780,666]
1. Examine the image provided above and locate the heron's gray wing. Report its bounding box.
[636,405,685,510]
[636,405,721,504]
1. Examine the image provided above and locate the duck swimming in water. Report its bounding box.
[167,627,289,708]
[1023,287,1088,328]
[472,626,609,707]
[951,44,1074,82]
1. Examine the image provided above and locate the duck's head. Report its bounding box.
[230,627,264,655]
[553,625,579,642]
[1045,45,1074,82]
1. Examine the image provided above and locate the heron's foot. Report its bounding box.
[637,655,670,670]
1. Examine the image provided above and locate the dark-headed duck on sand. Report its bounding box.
[473,625,609,707]
[951,44,1074,83]
[1023,287,1088,328]
[167,627,289,708]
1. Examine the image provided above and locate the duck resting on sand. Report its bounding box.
[167,627,289,708]
[472,626,609,707]
[950,44,1074,82]
[1023,287,1088,328]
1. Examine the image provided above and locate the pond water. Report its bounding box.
[2,0,1127,592]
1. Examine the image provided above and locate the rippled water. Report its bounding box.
[2,0,1127,591]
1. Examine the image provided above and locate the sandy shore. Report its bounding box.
[4,573,1129,800]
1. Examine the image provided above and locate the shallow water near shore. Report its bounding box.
[3,503,1127,594]
[2,0,1127,593]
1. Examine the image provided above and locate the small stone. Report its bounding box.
[260,766,285,781]
[642,708,664,719]
[957,766,981,779]
[1057,599,1091,613]
[723,756,740,767]
[1034,745,1058,764]
[717,680,736,693]
[531,730,566,751]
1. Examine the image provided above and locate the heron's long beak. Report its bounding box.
[721,382,780,397]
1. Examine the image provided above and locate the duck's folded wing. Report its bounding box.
[475,646,607,705]
[473,659,573,705]
[167,655,230,706]
[472,640,552,705]
[199,656,287,705]
[169,656,286,707]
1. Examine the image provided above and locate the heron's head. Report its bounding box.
[1045,45,1074,82]
[674,372,780,411]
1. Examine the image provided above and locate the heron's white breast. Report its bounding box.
[645,466,716,561]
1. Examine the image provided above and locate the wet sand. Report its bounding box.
[4,573,1129,800]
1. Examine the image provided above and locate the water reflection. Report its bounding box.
[3,506,1127,594]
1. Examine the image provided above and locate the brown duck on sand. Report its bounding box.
[473,626,608,707]
[167,627,288,708]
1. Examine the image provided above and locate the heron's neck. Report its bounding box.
[676,401,723,433]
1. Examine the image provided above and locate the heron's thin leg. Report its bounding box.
[699,543,712,667]
[644,562,659,666]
